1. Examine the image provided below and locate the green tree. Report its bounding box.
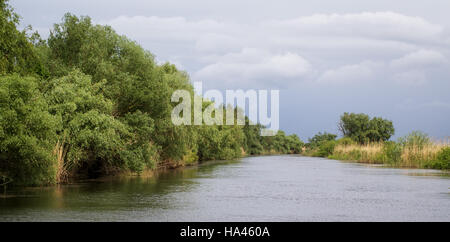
[0,0,44,75]
[367,117,395,143]
[0,75,59,185]
[308,132,337,149]
[44,71,158,176]
[260,130,303,154]
[338,112,394,143]
[243,121,264,155]
[285,134,304,154]
[45,14,186,163]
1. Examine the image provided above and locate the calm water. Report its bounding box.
[0,155,449,221]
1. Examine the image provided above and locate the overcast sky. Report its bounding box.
[11,0,450,140]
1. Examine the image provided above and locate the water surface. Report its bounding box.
[0,156,449,221]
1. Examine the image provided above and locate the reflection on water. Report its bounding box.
[0,156,448,221]
[404,171,450,178]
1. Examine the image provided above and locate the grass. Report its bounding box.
[328,141,449,169]
[330,143,384,164]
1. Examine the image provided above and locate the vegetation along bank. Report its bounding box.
[303,113,449,170]
[0,1,303,186]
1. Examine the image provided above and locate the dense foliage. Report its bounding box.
[338,112,395,144]
[0,75,58,185]
[0,1,303,186]
[0,0,44,75]
[427,147,450,170]
[307,132,337,149]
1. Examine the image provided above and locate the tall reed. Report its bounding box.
[329,141,448,169]
[53,138,69,183]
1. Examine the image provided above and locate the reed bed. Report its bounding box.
[330,141,449,169]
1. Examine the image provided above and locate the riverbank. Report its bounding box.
[305,141,449,170]
[34,150,294,187]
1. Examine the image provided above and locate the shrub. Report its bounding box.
[336,137,356,146]
[308,132,337,149]
[398,131,431,149]
[313,140,337,157]
[0,75,59,185]
[382,141,403,164]
[425,147,450,170]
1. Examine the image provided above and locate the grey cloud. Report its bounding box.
[101,12,450,89]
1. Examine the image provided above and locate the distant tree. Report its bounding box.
[259,130,304,154]
[308,132,337,148]
[338,112,394,143]
[285,134,304,154]
[367,117,395,143]
[243,120,264,155]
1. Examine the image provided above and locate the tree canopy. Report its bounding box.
[308,132,337,149]
[0,0,44,75]
[338,112,394,144]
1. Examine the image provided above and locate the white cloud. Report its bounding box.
[317,61,381,84]
[194,49,311,88]
[266,12,444,44]
[387,50,448,86]
[390,50,447,70]
[269,36,418,55]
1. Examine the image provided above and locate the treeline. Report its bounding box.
[0,1,303,186]
[304,113,449,170]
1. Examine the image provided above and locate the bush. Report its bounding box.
[313,140,337,158]
[308,132,337,149]
[336,137,356,146]
[382,141,403,164]
[0,75,59,185]
[398,131,431,149]
[425,147,450,170]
